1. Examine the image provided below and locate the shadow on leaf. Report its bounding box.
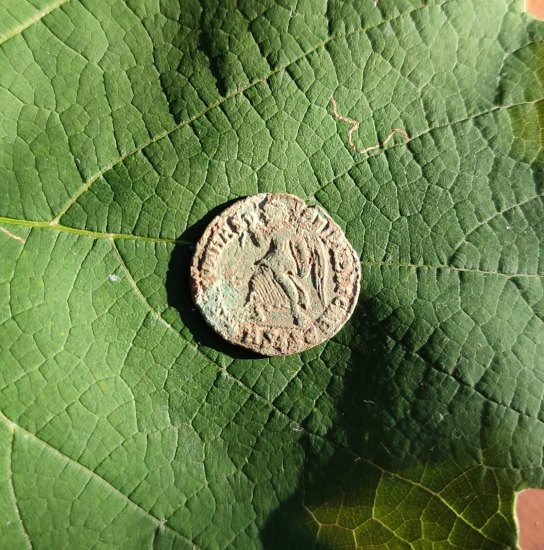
[165,198,261,360]
[259,300,399,548]
[260,295,518,548]
[165,204,520,548]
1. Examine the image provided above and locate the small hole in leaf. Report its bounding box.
[516,488,544,549]
[525,0,544,19]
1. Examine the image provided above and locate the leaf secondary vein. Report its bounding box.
[363,261,543,280]
[382,330,544,427]
[0,410,198,548]
[0,0,70,46]
[362,457,505,546]
[48,1,439,223]
[110,239,519,544]
[7,430,32,550]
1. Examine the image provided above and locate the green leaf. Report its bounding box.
[1,0,543,548]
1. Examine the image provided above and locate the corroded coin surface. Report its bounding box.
[190,193,361,356]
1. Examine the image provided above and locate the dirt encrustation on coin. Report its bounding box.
[190,193,361,356]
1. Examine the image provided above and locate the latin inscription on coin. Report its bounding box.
[190,193,361,356]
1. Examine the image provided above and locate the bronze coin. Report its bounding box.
[190,193,361,356]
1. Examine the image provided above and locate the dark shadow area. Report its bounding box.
[166,203,524,548]
[260,299,396,548]
[259,294,520,549]
[198,8,229,98]
[166,198,262,360]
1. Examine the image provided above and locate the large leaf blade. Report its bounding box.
[1,0,543,548]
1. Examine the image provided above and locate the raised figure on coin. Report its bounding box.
[246,234,327,326]
[191,193,360,356]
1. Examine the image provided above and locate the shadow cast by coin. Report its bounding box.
[259,301,396,548]
[259,289,528,548]
[166,199,262,360]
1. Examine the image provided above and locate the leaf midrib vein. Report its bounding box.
[1,215,541,280]
[0,217,190,245]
